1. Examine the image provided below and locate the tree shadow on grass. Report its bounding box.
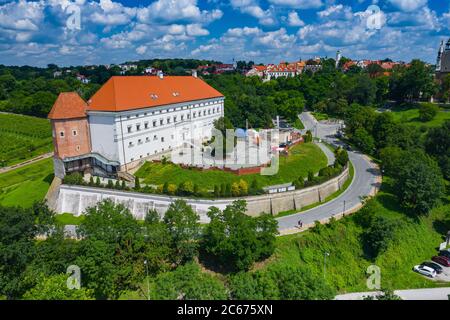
[43,173,54,185]
[432,219,450,238]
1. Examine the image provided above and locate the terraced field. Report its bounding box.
[0,113,53,166]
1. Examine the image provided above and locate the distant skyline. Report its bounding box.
[0,0,449,67]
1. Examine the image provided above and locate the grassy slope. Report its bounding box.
[136,142,327,189]
[264,178,450,293]
[0,157,54,208]
[389,106,450,129]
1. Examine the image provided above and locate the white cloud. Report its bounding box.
[186,24,209,36]
[230,0,277,25]
[89,0,136,26]
[387,0,427,12]
[287,11,305,26]
[0,0,44,32]
[136,45,147,55]
[268,0,323,9]
[137,0,222,24]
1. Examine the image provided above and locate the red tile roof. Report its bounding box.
[48,92,87,120]
[87,76,224,112]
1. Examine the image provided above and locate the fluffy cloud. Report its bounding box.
[89,0,136,26]
[137,0,222,23]
[287,11,305,26]
[387,0,428,12]
[230,0,277,25]
[268,0,323,9]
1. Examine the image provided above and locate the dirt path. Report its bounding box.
[0,152,54,174]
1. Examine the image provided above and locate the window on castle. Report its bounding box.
[144,122,148,129]
[72,130,77,136]
[136,124,141,131]
[160,119,163,125]
[153,121,157,127]
[127,126,132,133]
[161,137,164,142]
[60,131,65,137]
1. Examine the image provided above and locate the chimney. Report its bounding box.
[157,70,164,79]
[191,69,198,78]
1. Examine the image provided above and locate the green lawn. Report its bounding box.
[55,213,85,225]
[389,105,450,129]
[135,142,327,190]
[0,157,54,208]
[311,112,329,121]
[264,178,450,293]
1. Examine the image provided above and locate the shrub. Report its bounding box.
[107,180,114,188]
[419,103,438,122]
[307,170,314,182]
[95,176,101,187]
[167,184,177,195]
[225,183,232,197]
[134,176,141,190]
[238,179,248,196]
[213,185,220,197]
[89,176,94,186]
[178,181,194,196]
[115,180,121,189]
[63,173,83,185]
[231,182,240,197]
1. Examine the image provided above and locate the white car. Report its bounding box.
[413,265,437,278]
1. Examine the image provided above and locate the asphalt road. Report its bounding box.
[335,287,450,300]
[276,112,381,233]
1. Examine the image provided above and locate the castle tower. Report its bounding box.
[48,92,92,178]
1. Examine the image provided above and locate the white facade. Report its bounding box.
[88,97,225,169]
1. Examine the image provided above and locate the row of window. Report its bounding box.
[128,133,175,147]
[124,100,223,120]
[126,106,221,134]
[129,147,172,163]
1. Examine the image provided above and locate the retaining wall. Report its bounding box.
[55,166,349,222]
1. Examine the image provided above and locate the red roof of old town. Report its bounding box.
[48,92,87,120]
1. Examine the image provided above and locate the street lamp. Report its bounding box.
[144,260,150,300]
[323,252,330,279]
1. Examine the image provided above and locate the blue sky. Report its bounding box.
[0,0,449,67]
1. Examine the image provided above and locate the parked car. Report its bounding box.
[413,265,437,278]
[432,256,450,267]
[421,261,443,274]
[439,250,450,259]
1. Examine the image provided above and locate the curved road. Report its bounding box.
[276,112,381,234]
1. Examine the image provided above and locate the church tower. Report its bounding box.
[335,50,342,69]
[437,40,444,72]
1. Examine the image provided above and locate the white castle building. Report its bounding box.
[48,73,225,179]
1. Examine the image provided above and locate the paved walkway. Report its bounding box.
[336,287,450,300]
[0,152,53,174]
[276,112,381,235]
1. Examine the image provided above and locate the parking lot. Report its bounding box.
[433,265,450,282]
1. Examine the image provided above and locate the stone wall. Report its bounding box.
[55,166,349,221]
